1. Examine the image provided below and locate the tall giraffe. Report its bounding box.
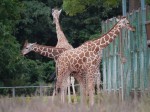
[55,17,135,106]
[52,8,102,102]
[52,8,77,103]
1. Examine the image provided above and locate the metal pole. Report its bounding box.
[122,0,127,16]
[140,0,147,94]
[119,32,124,101]
[121,0,126,99]
[40,86,42,96]
[141,0,146,10]
[12,88,15,97]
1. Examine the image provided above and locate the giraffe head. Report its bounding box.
[117,17,135,31]
[21,40,36,55]
[52,8,62,24]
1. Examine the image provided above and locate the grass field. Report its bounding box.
[0,93,150,112]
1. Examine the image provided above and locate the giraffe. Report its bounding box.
[52,8,77,103]
[55,17,135,106]
[52,8,102,103]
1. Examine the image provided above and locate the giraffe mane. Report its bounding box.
[82,20,120,45]
[34,43,67,50]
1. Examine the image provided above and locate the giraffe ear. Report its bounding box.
[24,40,28,47]
[52,8,54,13]
[116,18,120,22]
[58,9,62,14]
[31,42,37,46]
[25,40,28,43]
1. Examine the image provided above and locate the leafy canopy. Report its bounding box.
[63,0,120,16]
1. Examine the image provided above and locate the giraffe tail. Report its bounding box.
[49,72,56,82]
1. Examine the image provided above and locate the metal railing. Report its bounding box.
[0,84,81,97]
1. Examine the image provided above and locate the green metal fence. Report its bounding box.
[102,7,150,99]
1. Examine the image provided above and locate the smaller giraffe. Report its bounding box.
[55,17,135,106]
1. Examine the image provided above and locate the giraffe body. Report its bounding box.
[56,17,135,106]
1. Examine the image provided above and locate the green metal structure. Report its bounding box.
[102,7,150,99]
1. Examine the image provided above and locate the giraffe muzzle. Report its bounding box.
[129,25,136,31]
[131,26,136,31]
[21,51,25,56]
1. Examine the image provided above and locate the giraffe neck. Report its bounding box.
[87,23,122,52]
[55,18,68,43]
[54,18,73,49]
[31,44,66,60]
[100,23,121,46]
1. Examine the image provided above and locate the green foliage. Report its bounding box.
[63,0,121,16]
[17,0,52,42]
[0,0,23,86]
[0,0,22,39]
[0,0,55,87]
[18,59,55,85]
[146,0,150,5]
[63,0,97,16]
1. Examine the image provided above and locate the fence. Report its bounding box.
[102,6,150,99]
[0,86,53,97]
[0,84,80,97]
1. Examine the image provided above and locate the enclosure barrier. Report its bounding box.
[102,6,150,99]
[0,84,81,97]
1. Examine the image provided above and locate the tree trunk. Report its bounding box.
[129,0,141,12]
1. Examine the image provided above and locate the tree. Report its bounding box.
[146,0,150,5]
[63,0,150,16]
[62,0,121,16]
[0,0,55,88]
[0,0,22,86]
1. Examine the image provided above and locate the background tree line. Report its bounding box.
[0,0,149,89]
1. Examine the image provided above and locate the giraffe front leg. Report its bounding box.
[67,77,71,103]
[58,76,71,104]
[72,73,87,104]
[70,76,77,103]
[94,69,101,104]
[88,78,95,106]
[95,69,101,94]
[87,68,96,106]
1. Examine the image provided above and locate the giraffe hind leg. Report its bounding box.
[56,69,71,103]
